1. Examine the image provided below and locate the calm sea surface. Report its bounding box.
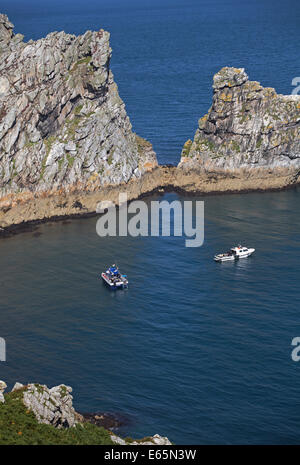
[0,189,300,444]
[1,0,300,444]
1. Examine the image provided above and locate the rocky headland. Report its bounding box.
[177,67,300,193]
[0,380,172,445]
[0,15,299,233]
[0,14,158,230]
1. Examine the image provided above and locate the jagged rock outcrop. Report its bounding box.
[1,20,299,231]
[0,14,157,227]
[14,382,80,428]
[1,381,172,444]
[178,67,300,192]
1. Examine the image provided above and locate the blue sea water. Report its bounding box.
[1,0,300,445]
[1,189,300,444]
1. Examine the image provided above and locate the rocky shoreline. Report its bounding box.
[1,165,299,238]
[0,380,172,445]
[0,15,299,233]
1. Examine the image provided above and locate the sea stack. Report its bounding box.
[177,67,300,192]
[0,14,158,227]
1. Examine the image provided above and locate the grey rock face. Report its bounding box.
[0,14,14,45]
[179,67,300,173]
[0,14,157,198]
[111,433,172,445]
[3,380,172,443]
[12,382,24,392]
[23,383,78,428]
[132,434,172,445]
[0,380,7,403]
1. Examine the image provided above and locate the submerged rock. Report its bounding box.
[82,411,126,430]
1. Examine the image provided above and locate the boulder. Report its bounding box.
[23,383,78,428]
[12,382,24,392]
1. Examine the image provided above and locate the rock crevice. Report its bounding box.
[0,14,157,201]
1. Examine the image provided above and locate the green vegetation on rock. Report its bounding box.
[231,140,240,152]
[39,155,48,180]
[44,135,56,156]
[181,139,193,157]
[70,56,92,73]
[65,116,81,139]
[0,389,114,445]
[0,14,158,200]
[180,66,300,171]
[135,134,152,155]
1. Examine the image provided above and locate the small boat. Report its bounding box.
[101,264,128,289]
[214,245,255,262]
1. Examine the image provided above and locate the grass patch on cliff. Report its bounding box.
[69,56,92,74]
[66,153,75,168]
[181,139,193,157]
[24,140,39,150]
[44,135,56,156]
[0,390,114,445]
[231,140,240,152]
[39,155,48,180]
[195,138,215,152]
[256,138,262,148]
[74,103,84,115]
[65,116,81,139]
[77,56,92,65]
[135,134,152,154]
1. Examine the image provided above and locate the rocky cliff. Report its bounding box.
[178,67,300,192]
[0,380,171,445]
[1,17,300,232]
[0,14,158,227]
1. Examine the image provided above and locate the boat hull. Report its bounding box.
[237,248,255,259]
[101,272,128,290]
[214,248,255,262]
[214,255,235,262]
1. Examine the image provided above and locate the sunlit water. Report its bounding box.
[1,0,300,444]
[0,189,300,444]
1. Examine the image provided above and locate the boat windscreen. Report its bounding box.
[109,267,117,273]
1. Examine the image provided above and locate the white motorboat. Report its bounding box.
[214,245,255,262]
